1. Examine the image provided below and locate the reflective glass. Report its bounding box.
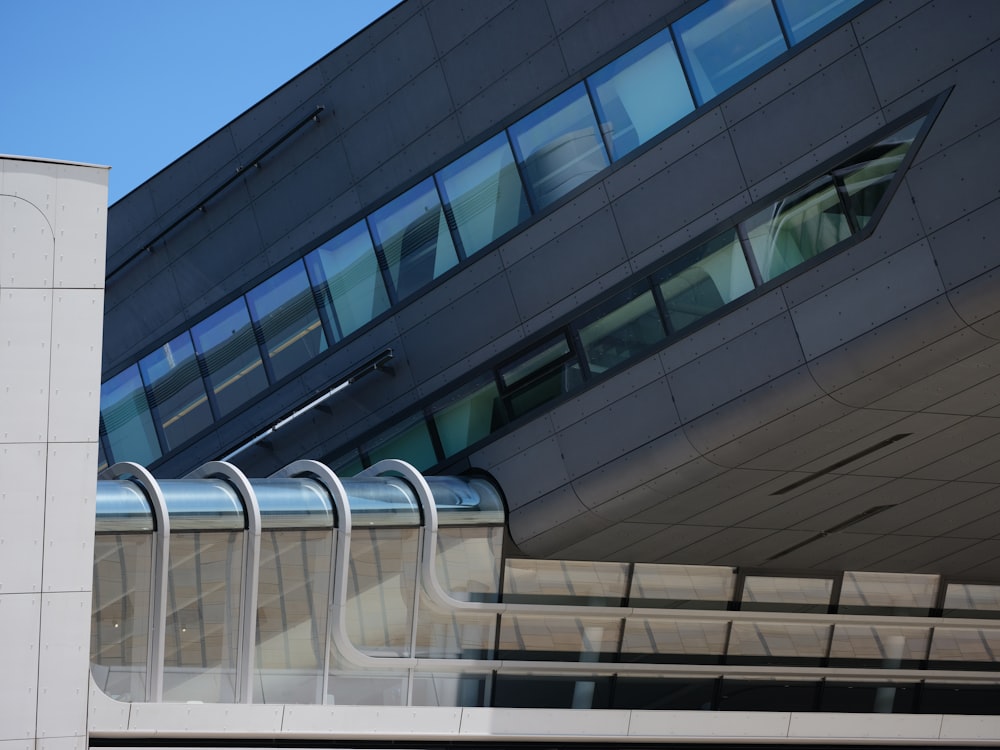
[499,334,583,419]
[508,83,610,209]
[674,0,787,104]
[250,477,334,529]
[828,624,929,667]
[741,575,833,612]
[369,178,458,301]
[304,221,390,338]
[577,284,665,374]
[163,531,243,702]
[100,365,161,466]
[91,533,153,702]
[743,174,852,282]
[364,414,438,471]
[776,0,865,44]
[432,376,505,457]
[437,133,530,256]
[428,476,506,526]
[498,614,622,659]
[620,618,728,662]
[928,627,1000,666]
[411,673,492,707]
[415,600,496,659]
[95,480,154,533]
[503,559,628,605]
[158,478,245,531]
[588,28,694,159]
[629,563,736,608]
[325,669,409,706]
[329,450,365,478]
[435,526,503,602]
[245,261,327,381]
[657,229,753,332]
[342,477,421,526]
[190,298,268,417]
[838,118,923,229]
[255,529,333,703]
[344,527,419,656]
[139,332,213,451]
[944,583,1000,616]
[839,571,938,614]
[728,622,829,663]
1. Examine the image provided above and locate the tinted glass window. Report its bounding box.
[433,377,505,457]
[369,178,458,301]
[776,0,865,44]
[245,261,327,381]
[508,83,609,210]
[191,298,268,417]
[437,133,531,256]
[139,332,213,451]
[577,284,665,374]
[674,0,787,104]
[588,28,694,160]
[304,221,390,338]
[100,365,161,466]
[364,415,438,471]
[499,334,583,419]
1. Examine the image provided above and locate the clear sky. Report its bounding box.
[1,0,400,204]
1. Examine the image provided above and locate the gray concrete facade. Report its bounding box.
[103,0,1000,576]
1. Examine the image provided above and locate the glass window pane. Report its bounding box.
[776,0,865,44]
[929,627,1000,666]
[499,334,584,419]
[838,571,938,614]
[255,529,333,703]
[508,83,610,210]
[674,0,787,104]
[828,624,930,667]
[728,622,829,662]
[498,614,622,659]
[364,414,438,471]
[743,175,852,282]
[100,365,161,466]
[246,262,327,381]
[139,332,213,451]
[304,221,390,338]
[190,298,268,417]
[435,526,503,602]
[741,575,833,612]
[588,28,694,160]
[657,229,754,332]
[838,118,924,229]
[91,533,153,702]
[503,559,628,605]
[944,583,1000,617]
[369,178,458,301]
[577,284,665,374]
[629,564,736,609]
[163,531,243,702]
[432,377,506,457]
[345,528,418,656]
[437,133,531,256]
[621,618,728,662]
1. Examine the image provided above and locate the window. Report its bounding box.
[577,283,666,374]
[191,298,268,417]
[100,365,161,466]
[776,0,865,44]
[139,332,212,451]
[499,334,584,419]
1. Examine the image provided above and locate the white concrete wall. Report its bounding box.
[0,156,107,750]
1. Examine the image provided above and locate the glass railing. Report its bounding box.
[92,461,1000,712]
[327,111,930,474]
[100,0,870,470]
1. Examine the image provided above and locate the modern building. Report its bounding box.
[8,0,1000,746]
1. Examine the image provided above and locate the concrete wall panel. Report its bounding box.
[500,183,609,267]
[0,445,46,594]
[728,51,880,187]
[508,485,605,554]
[548,354,666,431]
[41,443,96,594]
[0,594,40,740]
[53,167,107,289]
[48,290,103,442]
[425,1,509,56]
[0,289,52,443]
[612,132,746,255]
[930,197,1000,290]
[791,240,944,360]
[486,435,569,512]
[0,196,54,289]
[228,69,330,154]
[35,592,91,739]
[850,0,933,44]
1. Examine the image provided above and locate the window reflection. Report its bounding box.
[100,365,161,466]
[246,262,327,382]
[432,376,506,458]
[743,175,851,282]
[509,84,609,210]
[364,413,438,471]
[839,571,938,615]
[577,283,665,374]
[620,618,727,663]
[674,0,787,104]
[776,0,865,44]
[139,332,213,451]
[437,133,530,256]
[728,622,829,663]
[658,229,753,332]
[629,564,736,609]
[504,559,628,605]
[741,575,832,613]
[304,221,390,338]
[588,28,694,160]
[498,334,584,419]
[369,179,458,301]
[190,298,268,417]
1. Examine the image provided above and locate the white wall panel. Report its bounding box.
[0,594,40,740]
[0,289,52,443]
[53,166,107,289]
[41,442,97,593]
[0,444,46,593]
[35,592,91,739]
[48,290,103,443]
[0,196,54,289]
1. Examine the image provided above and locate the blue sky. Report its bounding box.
[1,1,400,204]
